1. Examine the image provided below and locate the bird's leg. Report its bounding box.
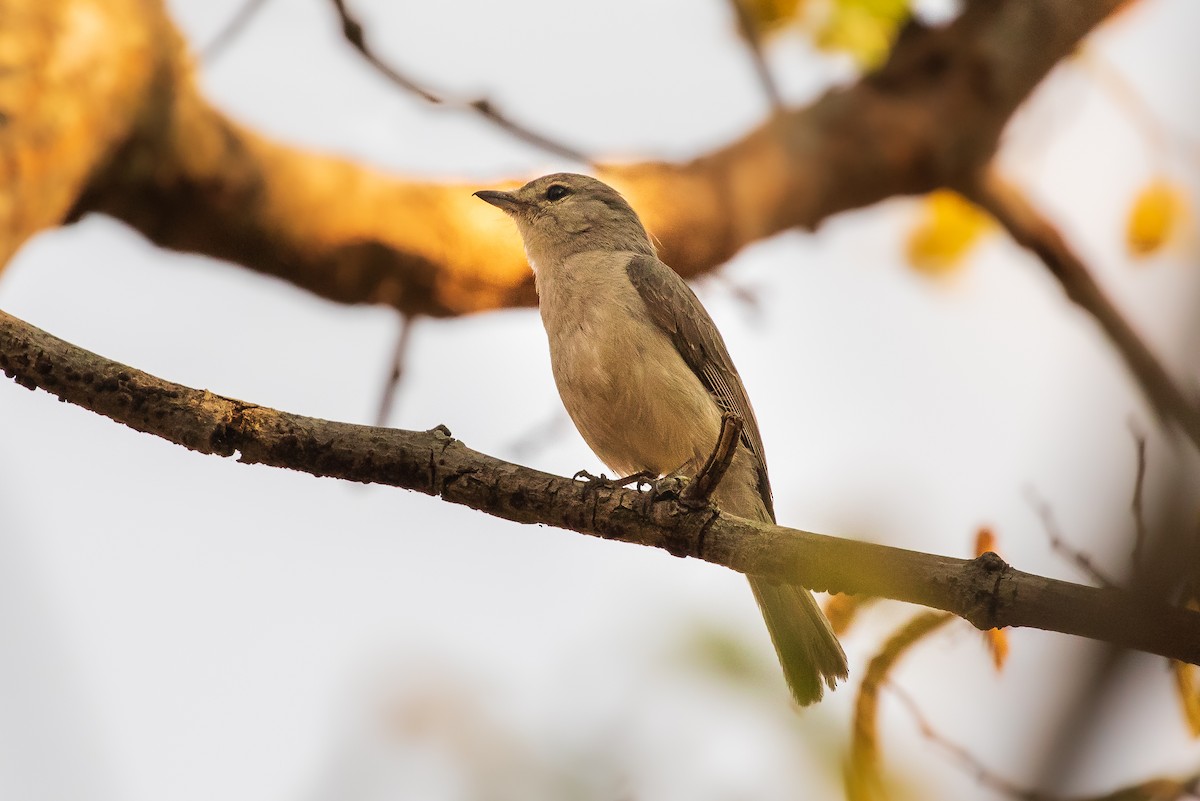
[680,413,744,508]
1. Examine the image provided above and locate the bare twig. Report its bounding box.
[200,0,272,63]
[892,684,1200,801]
[889,683,1048,801]
[1025,487,1119,588]
[5,307,1200,662]
[328,0,587,163]
[681,413,744,506]
[965,171,1200,452]
[726,0,785,113]
[374,313,416,428]
[1077,47,1171,161]
[1129,423,1149,572]
[708,274,766,322]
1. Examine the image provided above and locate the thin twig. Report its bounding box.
[889,683,1050,801]
[965,171,1200,453]
[200,0,272,64]
[1129,422,1149,573]
[374,312,416,428]
[681,413,744,506]
[726,0,785,113]
[708,274,766,322]
[328,0,588,163]
[1025,488,1119,588]
[1076,47,1171,161]
[894,684,1200,801]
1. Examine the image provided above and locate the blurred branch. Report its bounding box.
[328,0,588,163]
[848,611,954,800]
[11,0,1121,314]
[889,683,1045,801]
[5,307,1200,663]
[1130,424,1149,571]
[891,684,1200,801]
[502,408,571,461]
[965,171,1200,452]
[1077,46,1171,160]
[199,0,271,63]
[727,0,785,113]
[374,312,416,428]
[1025,487,1119,588]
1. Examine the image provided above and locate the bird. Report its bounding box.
[475,172,847,705]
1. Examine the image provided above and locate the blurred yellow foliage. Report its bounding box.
[1173,596,1200,737]
[906,190,993,276]
[1173,660,1200,738]
[824,592,878,635]
[1126,177,1188,258]
[848,611,953,801]
[738,0,807,34]
[816,0,911,68]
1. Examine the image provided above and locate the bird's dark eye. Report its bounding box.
[545,184,570,202]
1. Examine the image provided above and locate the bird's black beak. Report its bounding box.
[474,189,525,215]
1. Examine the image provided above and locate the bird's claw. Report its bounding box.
[648,474,687,502]
[573,469,657,492]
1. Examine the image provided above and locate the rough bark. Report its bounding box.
[3,306,1197,665]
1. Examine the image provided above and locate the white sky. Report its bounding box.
[1,1,1198,800]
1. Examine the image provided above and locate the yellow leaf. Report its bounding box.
[906,190,993,276]
[1172,661,1200,737]
[824,592,878,635]
[1127,178,1187,257]
[816,0,911,68]
[974,527,1009,670]
[1173,595,1200,737]
[738,0,806,35]
[974,527,997,558]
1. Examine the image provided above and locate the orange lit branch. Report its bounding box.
[4,0,1196,446]
[2,0,1120,317]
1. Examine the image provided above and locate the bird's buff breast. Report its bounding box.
[538,261,721,478]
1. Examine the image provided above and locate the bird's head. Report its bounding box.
[475,173,655,270]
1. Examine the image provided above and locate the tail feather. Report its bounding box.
[749,577,848,706]
[708,449,848,705]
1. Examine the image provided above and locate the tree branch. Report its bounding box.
[3,306,1198,664]
[727,0,785,113]
[11,0,1118,317]
[965,171,1200,451]
[327,0,587,163]
[199,0,271,63]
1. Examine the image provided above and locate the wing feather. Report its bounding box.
[624,254,775,520]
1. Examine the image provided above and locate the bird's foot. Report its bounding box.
[647,474,688,502]
[572,469,657,491]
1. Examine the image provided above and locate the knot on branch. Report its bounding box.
[959,550,1013,631]
[625,478,719,559]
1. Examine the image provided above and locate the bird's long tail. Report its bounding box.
[713,451,848,705]
[748,576,847,705]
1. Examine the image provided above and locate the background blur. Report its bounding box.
[1,1,1198,799]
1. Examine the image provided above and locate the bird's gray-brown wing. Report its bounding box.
[625,254,774,521]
